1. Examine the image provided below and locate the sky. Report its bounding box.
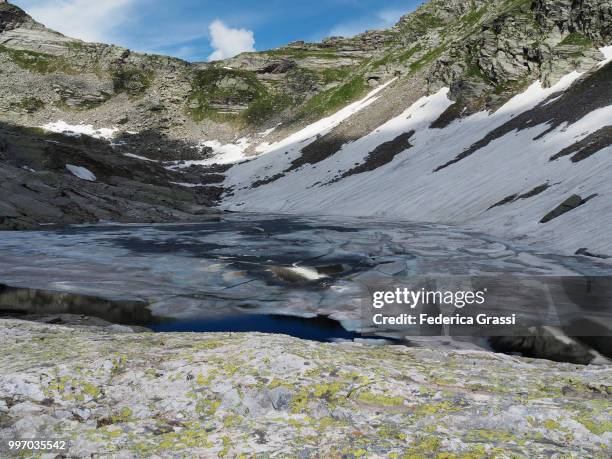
[12,0,423,62]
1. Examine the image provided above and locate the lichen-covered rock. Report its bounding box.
[0,319,610,457]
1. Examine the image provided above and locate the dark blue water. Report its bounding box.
[0,283,365,342]
[149,314,361,342]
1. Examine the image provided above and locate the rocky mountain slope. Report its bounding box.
[217,0,612,257]
[0,122,225,229]
[0,0,396,148]
[0,0,611,255]
[3,0,608,150]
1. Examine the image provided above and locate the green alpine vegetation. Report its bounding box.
[294,75,368,122]
[559,32,594,47]
[0,45,74,74]
[187,66,290,125]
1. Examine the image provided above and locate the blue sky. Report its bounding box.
[13,0,423,62]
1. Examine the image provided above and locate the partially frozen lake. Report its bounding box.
[1,213,611,338]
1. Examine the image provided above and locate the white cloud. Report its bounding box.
[328,8,406,38]
[207,19,255,61]
[18,0,135,43]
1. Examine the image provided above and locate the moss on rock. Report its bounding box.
[0,319,610,457]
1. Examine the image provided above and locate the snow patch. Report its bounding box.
[272,266,328,281]
[259,125,279,138]
[254,77,397,156]
[170,138,251,169]
[287,266,327,281]
[170,182,204,188]
[123,153,159,162]
[66,164,96,181]
[599,45,612,66]
[42,121,118,140]
[222,68,612,255]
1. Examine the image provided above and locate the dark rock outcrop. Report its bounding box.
[550,125,612,162]
[0,283,154,328]
[333,131,415,182]
[0,2,31,33]
[539,194,596,223]
[0,122,222,229]
[489,326,610,365]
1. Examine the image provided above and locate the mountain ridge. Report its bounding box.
[1,0,610,146]
[0,0,611,257]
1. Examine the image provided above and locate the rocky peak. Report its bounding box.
[533,0,612,42]
[0,0,610,144]
[0,1,33,33]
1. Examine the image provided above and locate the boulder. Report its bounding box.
[540,194,586,223]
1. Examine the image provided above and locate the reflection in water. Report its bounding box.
[0,283,155,325]
[0,283,371,342]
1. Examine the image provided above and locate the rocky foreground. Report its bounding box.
[0,320,610,457]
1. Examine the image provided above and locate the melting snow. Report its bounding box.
[170,182,204,188]
[165,79,397,172]
[42,121,118,140]
[123,153,159,162]
[170,138,251,169]
[66,164,96,181]
[221,69,612,256]
[286,266,327,281]
[599,45,612,66]
[259,125,280,138]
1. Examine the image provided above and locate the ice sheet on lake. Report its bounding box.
[0,215,611,332]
